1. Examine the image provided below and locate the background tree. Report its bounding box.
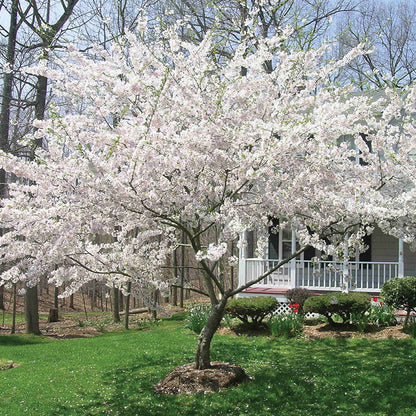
[337,0,416,89]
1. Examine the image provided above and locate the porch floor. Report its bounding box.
[241,286,380,296]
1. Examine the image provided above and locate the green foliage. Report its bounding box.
[226,296,278,325]
[267,313,303,338]
[381,276,416,325]
[285,288,314,315]
[221,313,235,328]
[368,304,397,327]
[349,311,370,332]
[184,304,211,334]
[303,292,371,325]
[349,304,397,332]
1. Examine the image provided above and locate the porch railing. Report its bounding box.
[242,259,399,292]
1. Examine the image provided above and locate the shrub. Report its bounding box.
[303,292,371,325]
[381,276,416,326]
[268,313,303,338]
[226,296,278,326]
[184,304,211,334]
[285,288,314,315]
[404,317,416,338]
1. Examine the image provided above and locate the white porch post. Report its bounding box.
[238,232,248,287]
[342,234,349,293]
[398,238,404,278]
[290,230,296,288]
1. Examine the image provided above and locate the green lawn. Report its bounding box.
[1,319,416,416]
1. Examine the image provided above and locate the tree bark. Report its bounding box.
[113,286,120,323]
[195,298,227,370]
[48,308,59,322]
[10,283,17,334]
[180,230,185,307]
[0,286,4,310]
[54,286,59,309]
[24,285,41,335]
[124,281,131,330]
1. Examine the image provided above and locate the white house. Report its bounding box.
[238,226,416,300]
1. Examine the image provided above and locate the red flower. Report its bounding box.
[372,297,378,302]
[294,303,300,308]
[293,308,299,313]
[380,302,383,306]
[289,304,293,308]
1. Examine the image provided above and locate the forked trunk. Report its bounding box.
[195,299,227,370]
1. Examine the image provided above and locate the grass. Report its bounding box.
[0,312,49,325]
[1,318,416,416]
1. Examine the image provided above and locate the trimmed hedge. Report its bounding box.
[303,292,371,325]
[226,296,278,325]
[381,276,416,326]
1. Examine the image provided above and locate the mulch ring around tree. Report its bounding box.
[154,362,252,394]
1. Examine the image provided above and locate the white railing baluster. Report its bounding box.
[241,259,399,292]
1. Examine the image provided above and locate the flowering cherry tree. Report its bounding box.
[0,27,414,370]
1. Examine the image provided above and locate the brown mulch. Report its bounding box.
[218,322,410,340]
[154,362,251,395]
[302,322,410,340]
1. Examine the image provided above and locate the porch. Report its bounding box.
[237,227,409,294]
[238,258,400,293]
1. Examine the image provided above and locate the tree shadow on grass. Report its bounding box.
[51,337,416,416]
[0,334,47,346]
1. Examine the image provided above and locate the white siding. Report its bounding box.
[404,244,416,277]
[372,227,416,276]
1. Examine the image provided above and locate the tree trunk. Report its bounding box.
[113,286,120,323]
[24,285,41,335]
[54,286,59,309]
[124,281,132,330]
[119,289,124,311]
[172,249,178,306]
[48,308,59,322]
[180,230,185,308]
[69,293,74,309]
[10,283,17,334]
[0,286,4,310]
[195,299,227,370]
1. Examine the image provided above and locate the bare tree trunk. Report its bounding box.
[124,281,132,330]
[113,286,120,323]
[69,293,74,309]
[54,286,59,309]
[119,289,124,312]
[0,286,4,311]
[172,249,178,306]
[180,230,185,308]
[10,283,17,334]
[195,299,227,370]
[24,286,41,335]
[82,288,88,320]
